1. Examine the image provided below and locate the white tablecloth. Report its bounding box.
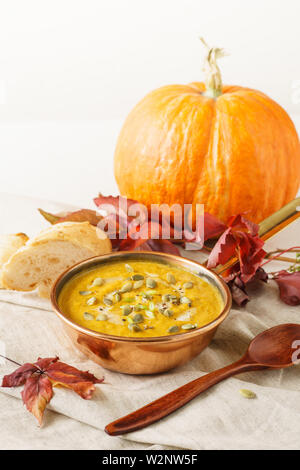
[0,193,299,450]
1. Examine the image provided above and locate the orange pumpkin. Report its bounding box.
[114,41,300,223]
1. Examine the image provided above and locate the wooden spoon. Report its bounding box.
[105,323,300,436]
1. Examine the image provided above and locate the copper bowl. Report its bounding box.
[51,252,231,375]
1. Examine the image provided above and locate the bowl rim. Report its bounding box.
[51,251,232,344]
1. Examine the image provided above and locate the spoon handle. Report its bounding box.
[105,358,265,436]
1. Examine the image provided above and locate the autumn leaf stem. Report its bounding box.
[266,256,300,263]
[262,246,300,267]
[0,354,22,367]
[266,248,300,256]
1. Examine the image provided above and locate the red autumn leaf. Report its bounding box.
[207,228,237,268]
[38,208,103,227]
[100,213,130,248]
[94,194,219,250]
[237,232,266,283]
[1,356,103,425]
[94,194,147,225]
[45,361,102,399]
[94,193,140,215]
[129,238,181,255]
[207,214,266,284]
[147,239,181,256]
[252,267,269,283]
[273,271,300,306]
[21,374,53,426]
[228,276,250,307]
[228,214,259,236]
[161,218,184,242]
[34,356,60,369]
[1,363,38,387]
[119,221,161,250]
[118,219,181,256]
[203,213,227,241]
[94,194,150,244]
[95,194,206,247]
[226,268,268,307]
[127,240,154,252]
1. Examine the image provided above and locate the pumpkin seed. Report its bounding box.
[114,292,121,302]
[182,323,197,330]
[92,278,104,287]
[86,296,97,306]
[131,274,144,281]
[162,294,171,303]
[128,323,142,332]
[145,310,155,319]
[239,389,257,399]
[83,312,94,321]
[132,313,144,323]
[120,281,133,293]
[146,278,157,289]
[134,304,146,311]
[148,301,155,311]
[133,280,144,289]
[183,282,193,289]
[180,296,192,306]
[103,296,113,306]
[158,304,166,314]
[125,263,134,272]
[142,293,152,301]
[168,325,180,333]
[79,290,92,296]
[163,308,173,317]
[96,313,108,321]
[166,273,176,284]
[122,305,132,316]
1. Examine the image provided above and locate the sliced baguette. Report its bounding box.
[0,233,29,287]
[1,222,112,298]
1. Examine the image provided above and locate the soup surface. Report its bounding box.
[58,260,224,337]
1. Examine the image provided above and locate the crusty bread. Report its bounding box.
[1,222,112,298]
[0,233,29,287]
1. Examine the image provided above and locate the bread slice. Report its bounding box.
[0,233,29,287]
[1,222,112,298]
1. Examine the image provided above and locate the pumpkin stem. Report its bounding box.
[200,37,227,98]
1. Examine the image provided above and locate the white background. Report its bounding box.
[0,0,299,208]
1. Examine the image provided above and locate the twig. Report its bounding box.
[268,256,300,263]
[0,354,22,367]
[266,248,300,257]
[262,246,300,267]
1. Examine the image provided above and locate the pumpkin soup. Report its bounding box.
[58,260,224,337]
